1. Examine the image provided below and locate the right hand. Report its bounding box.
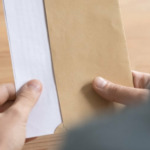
[93,71,150,105]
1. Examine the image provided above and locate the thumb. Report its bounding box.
[93,77,150,105]
[8,80,42,122]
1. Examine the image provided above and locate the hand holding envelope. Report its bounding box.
[2,0,133,138]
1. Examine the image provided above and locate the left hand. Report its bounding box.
[0,80,42,150]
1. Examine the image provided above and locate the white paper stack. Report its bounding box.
[3,0,62,138]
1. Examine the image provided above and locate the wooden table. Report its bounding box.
[120,0,150,73]
[0,0,150,149]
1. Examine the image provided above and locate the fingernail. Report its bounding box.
[94,77,107,89]
[27,80,42,92]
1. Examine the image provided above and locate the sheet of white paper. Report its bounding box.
[3,0,62,138]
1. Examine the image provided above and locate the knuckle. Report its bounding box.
[9,107,22,117]
[108,84,119,101]
[18,91,35,107]
[18,92,31,100]
[18,90,34,101]
[7,106,26,122]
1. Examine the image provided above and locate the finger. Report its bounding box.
[0,101,14,113]
[132,71,150,89]
[0,83,16,106]
[93,77,150,105]
[7,80,42,122]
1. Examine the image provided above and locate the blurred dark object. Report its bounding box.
[62,99,150,150]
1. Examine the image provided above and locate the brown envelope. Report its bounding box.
[44,0,133,132]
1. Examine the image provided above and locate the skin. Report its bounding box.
[93,71,150,105]
[0,71,150,150]
[0,80,42,150]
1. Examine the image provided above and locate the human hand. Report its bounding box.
[93,71,150,105]
[0,80,42,150]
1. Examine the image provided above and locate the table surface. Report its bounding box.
[0,0,150,149]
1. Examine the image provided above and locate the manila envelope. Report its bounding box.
[44,0,133,132]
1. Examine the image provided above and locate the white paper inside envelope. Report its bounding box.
[3,0,62,138]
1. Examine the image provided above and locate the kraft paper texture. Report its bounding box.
[44,0,133,130]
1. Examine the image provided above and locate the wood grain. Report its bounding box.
[120,0,150,73]
[0,0,13,84]
[0,0,150,149]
